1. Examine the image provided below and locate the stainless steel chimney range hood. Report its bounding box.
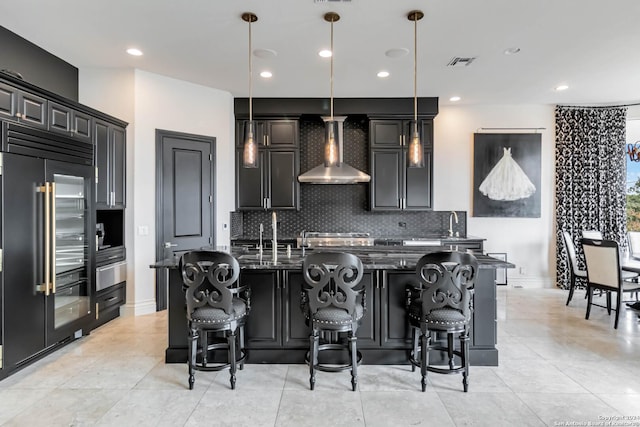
[297,117,371,184]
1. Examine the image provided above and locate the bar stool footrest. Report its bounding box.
[305,343,362,373]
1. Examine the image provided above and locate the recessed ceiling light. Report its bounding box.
[126,48,143,56]
[555,85,569,91]
[253,48,277,58]
[318,49,332,58]
[503,47,521,55]
[377,71,390,78]
[385,48,409,58]
[260,71,272,78]
[449,96,461,102]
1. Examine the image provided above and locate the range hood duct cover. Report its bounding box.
[298,117,371,184]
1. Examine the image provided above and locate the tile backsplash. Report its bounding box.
[232,116,466,239]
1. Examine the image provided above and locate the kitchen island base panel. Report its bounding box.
[165,348,497,366]
[157,250,506,367]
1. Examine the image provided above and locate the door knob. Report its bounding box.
[164,242,178,249]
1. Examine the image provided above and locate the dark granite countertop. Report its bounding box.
[150,246,514,271]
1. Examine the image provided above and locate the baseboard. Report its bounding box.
[506,276,555,289]
[120,299,157,317]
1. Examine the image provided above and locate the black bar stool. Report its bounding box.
[406,251,478,392]
[301,252,365,391]
[179,250,250,390]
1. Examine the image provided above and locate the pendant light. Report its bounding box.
[407,10,424,168]
[324,12,340,167]
[242,12,258,168]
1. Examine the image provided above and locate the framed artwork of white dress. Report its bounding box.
[473,133,541,217]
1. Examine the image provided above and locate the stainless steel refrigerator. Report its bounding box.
[1,147,94,369]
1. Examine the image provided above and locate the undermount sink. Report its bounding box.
[238,253,303,264]
[402,239,442,246]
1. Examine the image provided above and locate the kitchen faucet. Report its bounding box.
[448,211,459,237]
[258,223,264,258]
[272,212,278,262]
[300,230,308,256]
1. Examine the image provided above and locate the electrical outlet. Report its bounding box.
[519,266,527,275]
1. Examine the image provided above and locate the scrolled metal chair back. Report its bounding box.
[415,251,478,320]
[302,252,363,318]
[179,251,240,318]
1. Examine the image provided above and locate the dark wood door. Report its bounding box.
[94,119,110,207]
[371,150,402,210]
[111,126,126,208]
[155,129,215,310]
[236,148,266,210]
[243,270,282,350]
[18,90,47,129]
[380,271,415,348]
[404,120,433,210]
[265,120,298,147]
[283,271,310,348]
[355,272,378,348]
[268,150,298,210]
[370,120,403,147]
[3,152,46,367]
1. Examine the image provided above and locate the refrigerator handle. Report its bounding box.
[36,183,51,295]
[50,182,56,294]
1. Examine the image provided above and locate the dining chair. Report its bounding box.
[562,231,588,306]
[581,239,640,329]
[628,231,640,259]
[582,230,603,239]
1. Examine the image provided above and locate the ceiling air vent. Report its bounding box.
[314,0,351,3]
[447,57,476,67]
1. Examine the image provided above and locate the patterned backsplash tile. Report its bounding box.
[232,116,466,239]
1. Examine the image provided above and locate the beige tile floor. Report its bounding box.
[1,286,640,426]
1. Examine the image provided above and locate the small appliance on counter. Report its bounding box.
[96,222,110,250]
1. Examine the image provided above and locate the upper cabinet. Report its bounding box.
[236,119,300,210]
[0,81,47,129]
[369,119,433,211]
[48,101,92,143]
[95,119,126,209]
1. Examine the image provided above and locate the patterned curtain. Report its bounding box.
[555,106,627,289]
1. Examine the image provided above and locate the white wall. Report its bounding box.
[434,105,556,287]
[80,69,235,316]
[80,68,558,313]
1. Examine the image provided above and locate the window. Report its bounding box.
[626,119,640,231]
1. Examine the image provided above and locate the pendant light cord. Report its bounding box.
[330,18,334,121]
[413,14,417,123]
[249,18,253,122]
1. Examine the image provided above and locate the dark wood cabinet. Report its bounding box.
[93,282,126,329]
[236,119,299,210]
[242,270,282,349]
[95,119,126,209]
[380,271,417,348]
[369,119,433,211]
[235,119,299,149]
[48,101,92,143]
[0,81,47,129]
[282,271,310,348]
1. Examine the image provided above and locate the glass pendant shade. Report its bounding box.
[407,120,424,168]
[242,121,258,168]
[324,120,340,167]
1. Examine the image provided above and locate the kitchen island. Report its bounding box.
[151,246,512,366]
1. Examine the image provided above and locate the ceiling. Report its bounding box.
[2,0,640,106]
